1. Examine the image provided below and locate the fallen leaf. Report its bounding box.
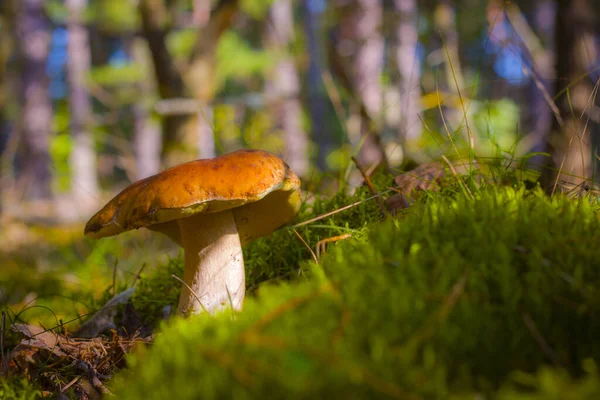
[387,160,480,213]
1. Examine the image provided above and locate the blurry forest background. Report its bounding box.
[0,0,599,222]
[3,1,600,396]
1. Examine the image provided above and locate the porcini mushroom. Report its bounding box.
[84,149,301,316]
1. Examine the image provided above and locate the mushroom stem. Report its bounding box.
[176,209,245,316]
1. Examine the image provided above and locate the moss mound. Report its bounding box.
[113,186,600,399]
[0,376,41,400]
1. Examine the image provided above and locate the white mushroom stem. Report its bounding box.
[176,209,245,316]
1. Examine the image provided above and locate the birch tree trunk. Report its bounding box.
[15,0,53,200]
[131,38,162,180]
[541,0,599,191]
[66,0,98,206]
[353,0,387,169]
[303,0,329,171]
[139,0,238,166]
[138,0,188,164]
[0,1,15,213]
[395,0,422,144]
[265,0,309,176]
[0,5,10,151]
[334,0,388,170]
[0,0,14,156]
[196,105,215,160]
[519,1,555,166]
[432,0,458,127]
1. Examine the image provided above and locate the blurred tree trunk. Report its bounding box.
[66,0,99,207]
[88,26,111,66]
[333,0,388,170]
[0,1,14,149]
[185,0,237,102]
[14,0,53,200]
[138,0,187,163]
[0,4,11,150]
[265,0,309,176]
[131,37,162,180]
[433,0,461,135]
[518,1,555,167]
[0,1,15,213]
[139,0,238,165]
[433,0,462,88]
[529,1,554,158]
[133,104,162,179]
[196,105,215,160]
[395,0,422,146]
[541,0,599,192]
[182,0,237,163]
[303,0,329,171]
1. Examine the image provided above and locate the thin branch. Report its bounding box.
[292,229,318,264]
[351,156,387,215]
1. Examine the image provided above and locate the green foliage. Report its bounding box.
[49,131,72,193]
[49,100,73,193]
[325,145,356,171]
[213,104,242,149]
[0,376,41,400]
[87,0,138,33]
[167,29,197,60]
[89,64,143,87]
[44,0,68,24]
[113,186,600,399]
[473,98,521,155]
[240,0,274,19]
[216,31,273,84]
[498,360,600,399]
[89,64,145,106]
[241,111,283,152]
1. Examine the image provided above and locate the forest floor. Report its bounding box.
[2,158,600,399]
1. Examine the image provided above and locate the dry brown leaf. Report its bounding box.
[387,160,480,213]
[12,323,71,357]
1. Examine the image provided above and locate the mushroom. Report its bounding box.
[84,149,301,316]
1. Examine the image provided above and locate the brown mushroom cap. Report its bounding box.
[84,149,301,243]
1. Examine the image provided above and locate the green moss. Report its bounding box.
[131,256,184,327]
[113,186,600,399]
[0,376,41,400]
[497,360,600,399]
